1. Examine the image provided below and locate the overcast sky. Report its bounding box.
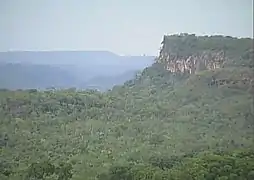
[0,0,253,55]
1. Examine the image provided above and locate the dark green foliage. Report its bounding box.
[0,34,253,179]
[99,150,254,180]
[159,33,253,68]
[22,161,72,180]
[26,161,55,179]
[149,155,182,170]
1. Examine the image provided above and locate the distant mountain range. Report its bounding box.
[0,51,154,90]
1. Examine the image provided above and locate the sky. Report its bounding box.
[0,0,253,55]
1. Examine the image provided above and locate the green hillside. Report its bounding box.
[0,34,253,180]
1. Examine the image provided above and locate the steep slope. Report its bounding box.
[0,34,253,180]
[157,34,253,74]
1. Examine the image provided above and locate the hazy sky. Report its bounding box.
[0,0,253,55]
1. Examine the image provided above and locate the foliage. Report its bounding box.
[0,34,253,179]
[159,33,253,67]
[98,150,254,180]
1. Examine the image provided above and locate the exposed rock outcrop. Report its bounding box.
[163,50,225,74]
[156,34,227,75]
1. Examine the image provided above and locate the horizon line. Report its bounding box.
[0,50,156,56]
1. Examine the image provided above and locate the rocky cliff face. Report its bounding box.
[160,50,225,74]
[156,34,227,75]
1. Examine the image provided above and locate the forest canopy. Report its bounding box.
[0,34,254,180]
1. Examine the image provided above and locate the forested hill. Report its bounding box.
[0,34,254,180]
[156,34,253,74]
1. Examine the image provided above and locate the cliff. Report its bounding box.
[156,33,253,75]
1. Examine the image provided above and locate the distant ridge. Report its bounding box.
[0,50,154,64]
[1,50,155,57]
[0,50,154,90]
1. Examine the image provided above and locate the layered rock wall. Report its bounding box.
[156,34,226,75]
[162,50,225,74]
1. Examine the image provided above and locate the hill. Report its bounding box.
[0,34,253,180]
[156,33,253,74]
[0,63,78,90]
[0,63,140,91]
[0,51,154,90]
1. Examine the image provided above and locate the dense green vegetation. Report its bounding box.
[159,33,253,67]
[0,34,253,179]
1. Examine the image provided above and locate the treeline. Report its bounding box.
[0,35,254,179]
[158,33,253,67]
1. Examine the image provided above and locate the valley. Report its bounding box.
[0,34,253,180]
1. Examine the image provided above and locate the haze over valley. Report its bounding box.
[0,1,253,180]
[0,51,154,90]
